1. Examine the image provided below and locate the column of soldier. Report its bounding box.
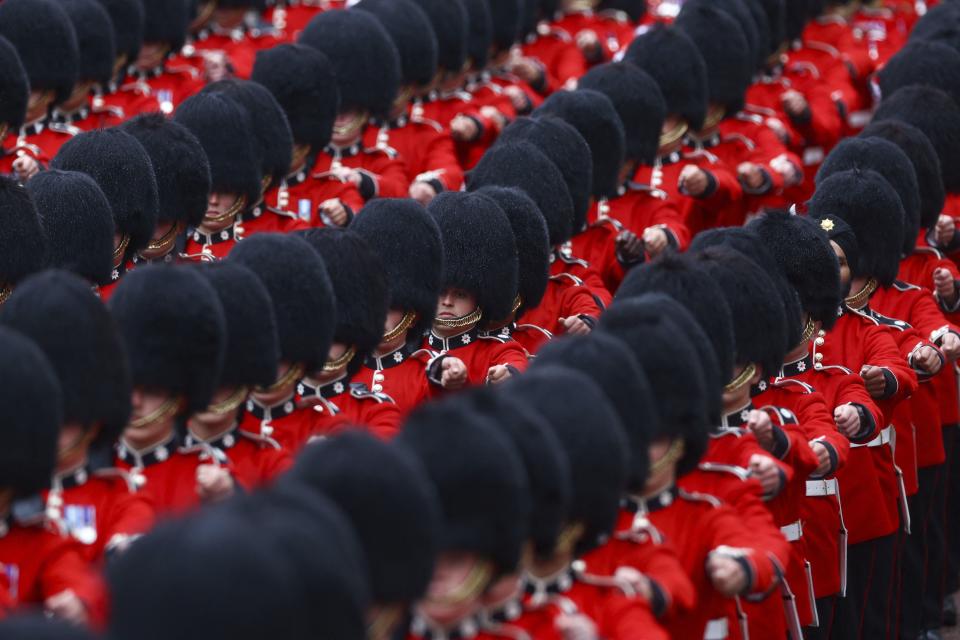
[3,0,960,638]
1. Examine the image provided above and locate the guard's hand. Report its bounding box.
[12,155,40,182]
[678,165,710,198]
[450,115,479,142]
[912,344,942,375]
[44,590,87,626]
[749,453,781,497]
[319,199,349,227]
[615,229,645,263]
[833,404,861,438]
[613,566,654,601]
[576,29,601,59]
[507,57,543,85]
[409,181,438,206]
[196,464,234,503]
[859,365,887,398]
[936,214,956,248]
[781,89,809,118]
[440,357,468,390]
[503,85,529,111]
[203,51,230,82]
[934,268,958,307]
[810,441,832,476]
[641,227,669,257]
[331,165,363,188]
[737,162,766,190]
[555,613,599,640]
[746,410,775,451]
[940,331,960,362]
[486,364,513,385]
[560,316,592,336]
[706,553,749,597]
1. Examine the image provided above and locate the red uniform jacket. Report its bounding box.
[607,181,691,251]
[182,221,241,262]
[236,202,312,237]
[551,9,637,63]
[423,327,529,387]
[186,27,283,79]
[296,376,402,441]
[354,342,442,416]
[520,25,587,94]
[319,134,409,202]
[414,90,499,171]
[549,245,614,308]
[270,156,365,221]
[369,114,464,192]
[183,424,292,488]
[239,393,318,453]
[101,64,205,117]
[570,205,627,294]
[9,121,77,168]
[262,1,328,42]
[521,274,603,340]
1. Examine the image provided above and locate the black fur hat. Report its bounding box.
[27,170,115,286]
[0,0,79,105]
[464,0,493,70]
[173,92,262,207]
[141,0,188,50]
[0,176,47,287]
[195,262,279,390]
[299,9,401,118]
[536,89,625,199]
[505,366,628,555]
[428,191,519,324]
[252,44,339,151]
[121,113,211,229]
[624,24,708,130]
[288,430,442,604]
[578,62,666,166]
[299,228,389,374]
[700,0,760,69]
[228,234,336,374]
[497,116,592,231]
[60,0,116,87]
[475,186,550,315]
[95,0,144,68]
[459,387,571,561]
[51,128,159,260]
[783,0,809,41]
[0,270,131,448]
[410,0,469,73]
[817,137,920,256]
[879,40,960,108]
[0,326,61,495]
[534,334,656,492]
[468,141,575,245]
[203,79,293,191]
[753,0,787,55]
[599,0,647,21]
[488,0,523,53]
[748,210,842,330]
[108,264,226,413]
[0,616,95,640]
[0,36,28,131]
[398,397,530,574]
[617,252,736,389]
[808,169,906,287]
[874,86,960,194]
[861,119,945,230]
[355,0,438,88]
[676,1,753,115]
[350,199,443,340]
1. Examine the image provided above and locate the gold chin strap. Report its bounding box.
[844,278,878,310]
[259,175,272,197]
[511,294,523,315]
[724,363,757,393]
[127,397,181,430]
[434,306,483,329]
[0,123,8,141]
[255,363,305,395]
[703,106,726,130]
[333,112,367,138]
[649,439,686,476]
[800,318,816,343]
[144,223,179,254]
[322,346,357,373]
[0,284,11,306]
[204,195,247,225]
[658,122,689,149]
[554,522,585,556]
[425,561,493,607]
[367,608,403,640]
[113,234,131,267]
[382,311,416,342]
[205,387,249,416]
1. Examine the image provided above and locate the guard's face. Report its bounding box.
[420,552,491,625]
[830,240,851,287]
[436,288,478,320]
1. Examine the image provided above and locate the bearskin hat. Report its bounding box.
[536,89,626,199]
[912,1,960,44]
[299,9,401,118]
[0,37,28,131]
[252,44,339,151]
[27,170,114,286]
[141,0,188,50]
[874,86,960,194]
[121,113,211,229]
[754,0,787,56]
[703,0,760,68]
[784,0,809,41]
[579,63,666,165]
[879,40,960,108]
[459,387,572,562]
[617,252,736,387]
[95,0,144,68]
[299,228,388,374]
[108,264,225,413]
[817,137,920,256]
[288,430,441,604]
[808,168,906,287]
[599,0,647,22]
[624,24,708,130]
[428,191,519,324]
[520,0,538,35]
[534,334,657,492]
[0,270,131,449]
[0,176,47,288]
[468,141,575,245]
[463,0,493,70]
[506,366,627,555]
[488,0,523,53]
[203,79,293,191]
[60,0,116,87]
[748,210,842,329]
[410,0,469,73]
[173,92,262,208]
[398,397,530,574]
[0,0,79,105]
[815,213,860,287]
[355,0,438,88]
[228,234,336,374]
[598,295,710,474]
[0,326,61,495]
[195,263,279,390]
[0,616,95,640]
[861,119,945,230]
[498,116,592,232]
[475,186,550,315]
[51,128,159,260]
[676,1,753,115]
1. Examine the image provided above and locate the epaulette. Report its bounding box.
[682,147,719,164]
[46,121,81,137]
[787,60,821,80]
[804,39,841,59]
[349,381,396,404]
[479,333,510,344]
[677,488,722,508]
[411,115,444,133]
[362,144,399,159]
[537,22,573,42]
[913,245,944,259]
[93,466,142,493]
[597,8,630,23]
[772,378,815,394]
[549,272,585,287]
[711,426,749,438]
[720,133,756,152]
[758,404,799,425]
[735,111,764,125]
[554,246,590,268]
[266,205,300,220]
[589,214,623,232]
[814,363,853,375]
[516,323,554,340]
[698,461,753,482]
[624,181,668,200]
[238,428,282,450]
[165,64,201,80]
[892,279,921,292]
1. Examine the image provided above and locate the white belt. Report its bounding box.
[781,520,804,542]
[850,425,893,449]
[806,478,839,497]
[704,617,729,640]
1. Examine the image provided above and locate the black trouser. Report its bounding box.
[832,539,872,639]
[944,426,960,597]
[921,461,948,633]
[900,494,924,639]
[805,596,837,640]
[863,533,897,639]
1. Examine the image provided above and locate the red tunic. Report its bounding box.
[368,114,464,192]
[549,245,614,308]
[520,25,587,94]
[182,221,241,262]
[606,183,690,251]
[262,1,329,42]
[318,135,409,202]
[521,274,603,339]
[296,377,402,441]
[183,425,292,487]
[239,393,319,453]
[187,27,283,79]
[10,121,78,168]
[423,328,529,387]
[550,9,637,63]
[269,156,365,221]
[354,342,442,416]
[100,65,205,117]
[236,202,312,237]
